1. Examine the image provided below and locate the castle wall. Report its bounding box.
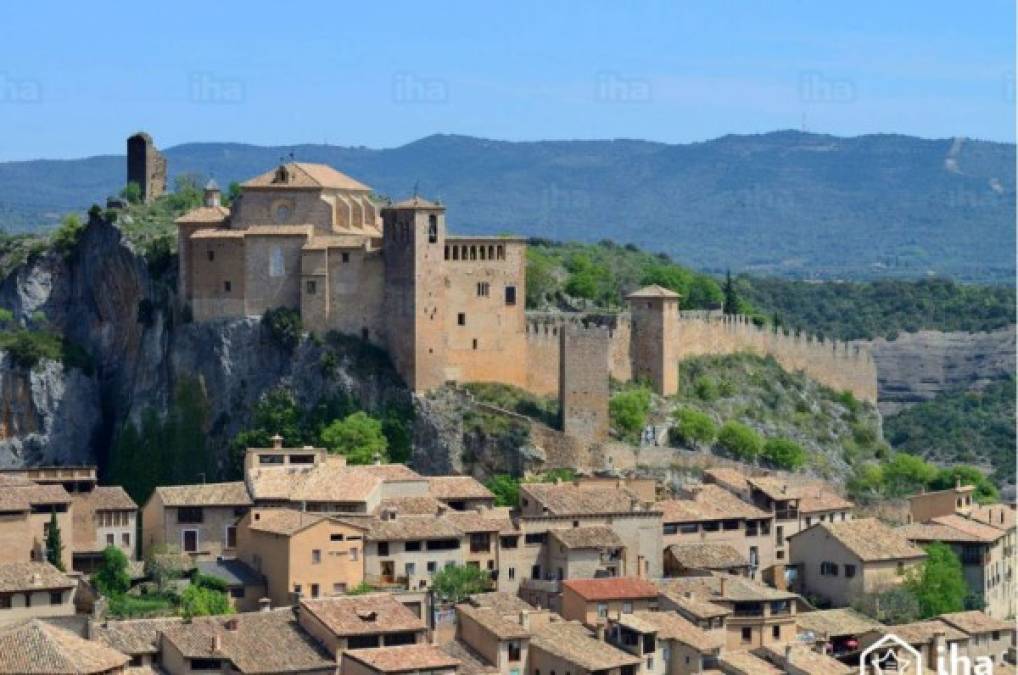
[126,132,166,203]
[442,239,527,388]
[324,247,386,343]
[559,325,610,443]
[189,235,246,320]
[243,234,307,316]
[525,314,630,398]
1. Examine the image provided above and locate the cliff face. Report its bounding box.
[859,326,1017,416]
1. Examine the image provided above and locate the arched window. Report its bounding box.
[269,247,285,277]
[428,214,438,243]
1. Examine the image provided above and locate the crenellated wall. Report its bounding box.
[525,313,631,397]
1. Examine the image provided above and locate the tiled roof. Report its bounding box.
[174,205,230,224]
[667,543,748,570]
[190,228,245,239]
[888,619,968,645]
[795,608,884,638]
[428,476,493,500]
[249,463,384,504]
[549,525,623,549]
[748,476,853,512]
[520,483,644,515]
[246,508,327,536]
[345,644,460,672]
[89,617,182,655]
[625,285,680,299]
[755,645,853,674]
[443,509,515,535]
[655,485,770,522]
[359,464,424,482]
[440,640,499,675]
[937,610,1015,636]
[719,649,783,674]
[195,559,263,587]
[154,481,252,507]
[0,562,74,593]
[242,162,372,191]
[0,480,72,511]
[968,504,1016,532]
[456,604,530,639]
[702,467,751,493]
[929,515,1005,542]
[368,515,464,541]
[78,486,137,510]
[159,608,334,673]
[657,573,798,603]
[377,496,443,515]
[0,620,129,674]
[658,586,731,619]
[561,577,659,601]
[299,593,426,636]
[465,592,538,615]
[529,621,641,671]
[629,610,723,651]
[795,518,926,562]
[898,523,985,544]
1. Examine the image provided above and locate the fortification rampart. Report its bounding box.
[525,312,630,397]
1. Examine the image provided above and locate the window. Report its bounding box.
[191,659,222,670]
[776,525,784,543]
[723,519,739,531]
[508,640,522,662]
[426,539,459,551]
[0,594,11,609]
[845,564,856,578]
[428,215,438,243]
[225,525,237,549]
[182,529,199,553]
[472,339,478,350]
[622,601,633,614]
[405,541,422,552]
[121,532,130,548]
[405,562,416,577]
[312,549,321,564]
[457,313,466,326]
[427,561,437,574]
[49,591,63,605]
[224,280,231,292]
[497,245,505,260]
[772,625,780,640]
[177,507,203,524]
[444,246,450,260]
[741,627,752,643]
[663,524,678,535]
[505,285,517,305]
[776,549,785,560]
[378,542,389,556]
[477,282,490,297]
[310,584,320,598]
[306,280,317,295]
[207,250,215,262]
[597,603,608,617]
[679,524,698,534]
[508,567,515,580]
[333,583,347,595]
[820,562,839,576]
[349,548,359,561]
[106,533,115,546]
[293,584,302,596]
[342,252,350,263]
[896,561,905,575]
[525,533,547,545]
[269,247,284,277]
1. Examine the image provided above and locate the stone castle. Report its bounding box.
[153,135,875,439]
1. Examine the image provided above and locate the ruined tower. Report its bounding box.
[627,285,680,396]
[382,196,448,391]
[126,132,167,203]
[559,323,610,443]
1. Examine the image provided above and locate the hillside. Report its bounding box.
[1,131,1014,281]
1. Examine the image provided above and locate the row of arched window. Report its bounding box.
[444,244,506,261]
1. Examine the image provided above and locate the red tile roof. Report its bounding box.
[561,577,659,601]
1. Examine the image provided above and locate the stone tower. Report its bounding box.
[126,132,167,203]
[559,323,610,443]
[382,196,448,391]
[627,285,680,396]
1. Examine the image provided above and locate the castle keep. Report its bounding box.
[170,149,877,422]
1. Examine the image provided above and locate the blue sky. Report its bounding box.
[0,1,1013,160]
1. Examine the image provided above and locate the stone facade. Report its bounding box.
[559,325,610,443]
[126,132,166,203]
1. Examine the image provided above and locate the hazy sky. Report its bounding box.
[0,1,1013,160]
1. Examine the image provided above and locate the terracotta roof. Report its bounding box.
[629,610,724,651]
[390,196,444,209]
[368,514,464,541]
[667,543,748,570]
[793,518,926,562]
[0,620,129,674]
[702,467,751,493]
[345,644,459,673]
[298,593,426,637]
[377,496,443,515]
[443,509,515,534]
[755,645,854,675]
[0,562,74,593]
[359,464,424,482]
[748,475,853,512]
[656,485,770,522]
[937,611,1015,636]
[456,604,530,639]
[246,508,325,536]
[428,475,494,501]
[76,486,137,511]
[795,608,884,638]
[247,464,383,504]
[159,608,334,673]
[657,573,798,603]
[719,649,782,675]
[625,284,680,299]
[465,592,537,615]
[929,515,1004,542]
[154,481,252,507]
[886,619,968,645]
[440,640,498,675]
[190,228,245,239]
[658,587,731,619]
[549,525,623,549]
[561,577,659,601]
[242,162,372,191]
[529,621,641,671]
[175,205,230,224]
[0,479,72,510]
[898,523,986,544]
[520,483,644,515]
[89,617,182,655]
[968,504,1016,531]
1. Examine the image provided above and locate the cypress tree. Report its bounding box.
[722,270,739,315]
[45,511,64,571]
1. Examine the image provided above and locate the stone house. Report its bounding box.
[664,543,751,578]
[342,644,460,675]
[607,610,725,675]
[937,610,1016,668]
[545,526,627,581]
[793,607,884,659]
[907,482,977,524]
[0,474,74,571]
[787,518,926,608]
[0,619,130,674]
[295,593,428,660]
[559,577,659,627]
[528,620,642,675]
[0,561,76,626]
[455,602,532,675]
[71,486,138,572]
[88,616,183,671]
[141,481,252,559]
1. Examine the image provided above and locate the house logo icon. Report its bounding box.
[860,634,923,674]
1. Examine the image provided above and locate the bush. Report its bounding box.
[610,387,652,440]
[671,408,717,447]
[320,411,388,465]
[762,437,807,470]
[432,564,490,603]
[51,213,84,256]
[180,583,233,619]
[93,546,131,596]
[716,421,763,460]
[906,542,967,618]
[881,453,937,497]
[0,329,62,369]
[852,586,921,625]
[261,307,303,351]
[693,376,719,401]
[120,182,143,204]
[928,466,999,504]
[484,474,520,507]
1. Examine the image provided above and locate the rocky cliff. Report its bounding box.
[859,326,1016,416]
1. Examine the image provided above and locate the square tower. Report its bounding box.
[559,323,610,443]
[382,197,448,391]
[126,132,167,203]
[627,285,680,396]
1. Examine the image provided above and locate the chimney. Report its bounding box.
[258,597,271,612]
[519,610,530,630]
[272,434,284,449]
[212,634,222,652]
[595,622,606,641]
[956,476,962,489]
[933,630,947,658]
[784,644,794,665]
[718,577,726,597]
[31,572,41,586]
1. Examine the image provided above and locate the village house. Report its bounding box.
[793,607,884,659]
[89,616,183,671]
[656,585,731,635]
[859,619,971,673]
[71,486,138,572]
[141,481,252,558]
[0,560,77,626]
[363,511,469,590]
[787,518,926,608]
[0,619,130,674]
[906,481,977,524]
[608,609,725,675]
[752,644,854,675]
[342,644,461,675]
[528,619,642,675]
[559,577,659,627]
[664,543,752,578]
[235,507,367,608]
[937,610,1016,668]
[195,558,268,613]
[655,574,799,650]
[296,593,429,660]
[0,474,74,570]
[455,601,532,675]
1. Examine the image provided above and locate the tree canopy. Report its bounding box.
[906,542,968,618]
[321,411,389,464]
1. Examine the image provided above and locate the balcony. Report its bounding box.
[364,574,410,589]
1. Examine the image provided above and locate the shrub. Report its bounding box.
[320,411,388,465]
[671,408,717,447]
[0,329,63,369]
[609,387,652,440]
[120,182,142,204]
[928,466,999,504]
[261,307,303,351]
[432,564,490,603]
[906,542,967,618]
[693,376,719,401]
[717,421,763,460]
[484,474,520,507]
[762,437,807,470]
[852,586,921,624]
[51,214,84,256]
[180,583,233,619]
[93,546,131,596]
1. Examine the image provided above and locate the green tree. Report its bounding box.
[851,586,921,625]
[881,453,937,497]
[928,466,999,504]
[717,421,763,460]
[670,408,717,447]
[762,437,807,470]
[120,182,142,204]
[51,213,84,256]
[609,387,652,440]
[180,583,233,619]
[45,511,64,571]
[432,564,490,603]
[93,546,131,596]
[906,542,967,618]
[722,270,738,315]
[525,250,557,308]
[484,474,521,507]
[321,411,388,464]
